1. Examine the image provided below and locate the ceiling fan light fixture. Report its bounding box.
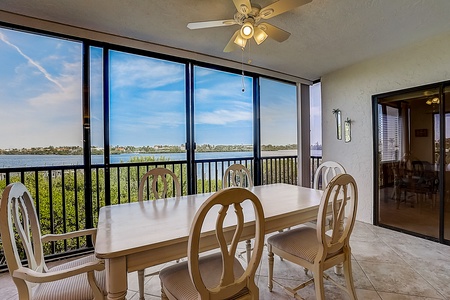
[234,33,247,47]
[240,21,254,39]
[254,26,268,44]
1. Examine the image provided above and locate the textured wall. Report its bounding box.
[321,30,450,223]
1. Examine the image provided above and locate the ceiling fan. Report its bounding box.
[187,0,312,52]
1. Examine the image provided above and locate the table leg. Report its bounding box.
[245,239,251,263]
[106,256,128,300]
[334,213,344,275]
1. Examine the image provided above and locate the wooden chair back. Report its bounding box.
[316,173,358,259]
[222,164,253,189]
[138,168,181,201]
[0,182,45,292]
[313,161,346,190]
[188,187,265,299]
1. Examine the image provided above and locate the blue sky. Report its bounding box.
[0,27,322,149]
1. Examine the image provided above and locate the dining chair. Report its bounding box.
[159,187,265,300]
[311,161,346,230]
[222,163,253,189]
[138,167,181,201]
[0,182,106,300]
[222,163,254,263]
[137,167,182,300]
[313,161,346,190]
[267,173,358,300]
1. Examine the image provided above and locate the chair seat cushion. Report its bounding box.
[159,252,246,300]
[268,227,332,263]
[33,254,106,300]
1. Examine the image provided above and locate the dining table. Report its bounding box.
[95,183,324,300]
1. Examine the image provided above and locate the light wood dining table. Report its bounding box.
[95,183,323,300]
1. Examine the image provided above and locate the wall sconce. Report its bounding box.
[332,109,342,140]
[344,118,352,143]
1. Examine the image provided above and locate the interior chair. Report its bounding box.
[222,163,253,189]
[138,167,181,201]
[0,182,106,300]
[159,187,265,300]
[222,163,254,263]
[313,161,346,190]
[267,173,358,300]
[312,161,346,230]
[137,167,182,300]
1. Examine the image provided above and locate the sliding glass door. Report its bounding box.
[374,83,450,244]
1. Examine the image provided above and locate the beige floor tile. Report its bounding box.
[378,291,445,300]
[358,261,443,298]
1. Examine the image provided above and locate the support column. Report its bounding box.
[297,83,311,187]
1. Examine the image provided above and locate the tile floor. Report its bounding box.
[1,221,450,299]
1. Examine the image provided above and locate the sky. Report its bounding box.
[0,26,322,149]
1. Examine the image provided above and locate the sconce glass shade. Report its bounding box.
[253,26,268,45]
[234,33,247,47]
[240,22,254,39]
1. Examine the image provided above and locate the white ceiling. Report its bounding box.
[1,0,450,81]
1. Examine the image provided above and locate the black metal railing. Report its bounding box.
[0,154,321,270]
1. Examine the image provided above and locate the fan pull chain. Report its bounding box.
[241,47,245,92]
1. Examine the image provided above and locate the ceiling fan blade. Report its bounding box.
[233,0,252,15]
[259,22,291,42]
[187,19,237,30]
[223,30,242,52]
[259,0,312,19]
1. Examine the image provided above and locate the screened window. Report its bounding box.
[0,27,83,167]
[260,78,297,156]
[193,66,253,159]
[109,50,186,163]
[90,46,104,164]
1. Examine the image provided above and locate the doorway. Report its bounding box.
[374,82,450,243]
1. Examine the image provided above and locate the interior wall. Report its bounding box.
[409,101,434,163]
[321,30,450,223]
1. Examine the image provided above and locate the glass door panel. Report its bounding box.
[377,87,440,239]
[444,85,450,241]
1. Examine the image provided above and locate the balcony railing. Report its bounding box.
[0,154,322,271]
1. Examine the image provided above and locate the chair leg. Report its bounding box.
[343,258,358,300]
[313,266,325,300]
[138,269,145,300]
[268,247,274,291]
[245,239,252,263]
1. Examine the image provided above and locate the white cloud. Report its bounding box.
[0,31,64,91]
[196,109,252,125]
[111,56,184,89]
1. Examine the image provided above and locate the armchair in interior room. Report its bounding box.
[392,156,438,209]
[0,182,106,300]
[137,167,182,300]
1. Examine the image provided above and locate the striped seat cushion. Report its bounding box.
[33,254,106,300]
[159,252,247,300]
[268,227,334,263]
